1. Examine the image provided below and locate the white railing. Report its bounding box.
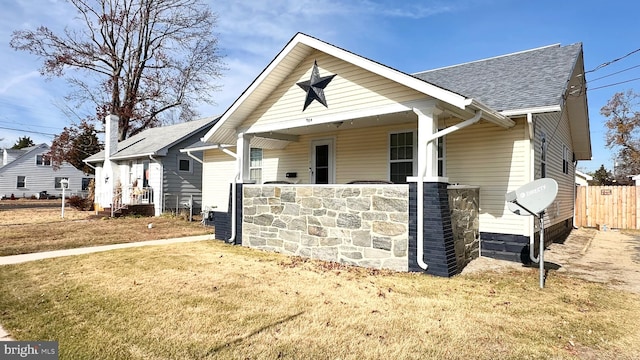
[95,186,154,216]
[125,186,153,205]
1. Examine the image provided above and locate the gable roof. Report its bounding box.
[413,43,583,113]
[202,33,514,146]
[85,116,219,163]
[0,144,49,173]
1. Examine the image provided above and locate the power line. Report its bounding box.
[588,64,640,83]
[0,126,56,137]
[586,47,640,74]
[0,120,64,131]
[589,77,640,91]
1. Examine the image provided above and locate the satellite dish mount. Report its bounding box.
[505,178,558,289]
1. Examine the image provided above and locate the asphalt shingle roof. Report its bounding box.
[413,43,582,112]
[85,116,218,162]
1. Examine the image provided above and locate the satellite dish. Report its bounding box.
[505,178,558,290]
[506,178,558,216]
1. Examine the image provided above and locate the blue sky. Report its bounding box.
[1,0,639,173]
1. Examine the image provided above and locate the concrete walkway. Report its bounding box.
[0,234,214,340]
[0,234,213,266]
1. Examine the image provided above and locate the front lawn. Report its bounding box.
[0,206,210,256]
[0,241,638,359]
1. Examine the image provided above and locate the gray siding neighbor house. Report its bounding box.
[0,144,93,199]
[84,116,218,216]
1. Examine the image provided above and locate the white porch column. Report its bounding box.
[236,133,251,183]
[414,107,439,179]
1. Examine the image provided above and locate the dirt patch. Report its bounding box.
[463,228,640,295]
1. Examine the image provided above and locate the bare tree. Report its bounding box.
[11,0,224,141]
[600,89,640,177]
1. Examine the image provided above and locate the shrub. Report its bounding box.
[67,196,94,211]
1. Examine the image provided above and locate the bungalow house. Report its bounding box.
[84,116,218,216]
[0,144,93,199]
[196,33,591,276]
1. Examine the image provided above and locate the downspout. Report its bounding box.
[220,147,239,244]
[527,114,539,263]
[83,160,96,171]
[413,109,483,271]
[185,150,203,164]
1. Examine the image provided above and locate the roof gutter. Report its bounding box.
[467,99,515,128]
[183,151,203,165]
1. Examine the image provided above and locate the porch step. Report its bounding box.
[97,204,154,218]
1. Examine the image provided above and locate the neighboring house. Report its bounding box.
[84,116,218,216]
[195,33,591,276]
[0,144,93,199]
[575,170,593,186]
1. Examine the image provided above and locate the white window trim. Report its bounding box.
[178,157,193,173]
[437,129,446,177]
[388,130,445,182]
[388,130,418,183]
[540,131,547,178]
[54,177,69,190]
[562,144,570,175]
[249,148,263,184]
[35,154,51,166]
[17,176,26,189]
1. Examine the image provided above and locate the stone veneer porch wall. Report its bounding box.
[242,185,409,271]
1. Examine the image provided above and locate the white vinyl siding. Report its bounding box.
[201,150,237,211]
[0,145,92,198]
[446,119,530,236]
[239,51,427,130]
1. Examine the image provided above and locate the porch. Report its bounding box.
[94,186,154,217]
[210,183,480,276]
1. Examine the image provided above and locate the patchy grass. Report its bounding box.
[0,241,638,359]
[0,206,210,256]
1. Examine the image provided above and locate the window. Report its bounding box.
[178,158,192,172]
[389,131,444,184]
[540,132,547,178]
[436,133,445,177]
[390,132,415,184]
[35,154,51,166]
[55,177,69,189]
[562,145,570,175]
[250,148,263,184]
[82,178,91,191]
[17,176,26,188]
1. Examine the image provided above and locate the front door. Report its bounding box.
[311,139,334,184]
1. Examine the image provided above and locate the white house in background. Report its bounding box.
[631,174,640,186]
[84,116,218,216]
[575,170,593,186]
[193,33,591,276]
[0,144,93,199]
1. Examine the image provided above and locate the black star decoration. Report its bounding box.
[296,60,336,111]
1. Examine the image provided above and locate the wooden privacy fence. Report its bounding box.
[575,186,639,230]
